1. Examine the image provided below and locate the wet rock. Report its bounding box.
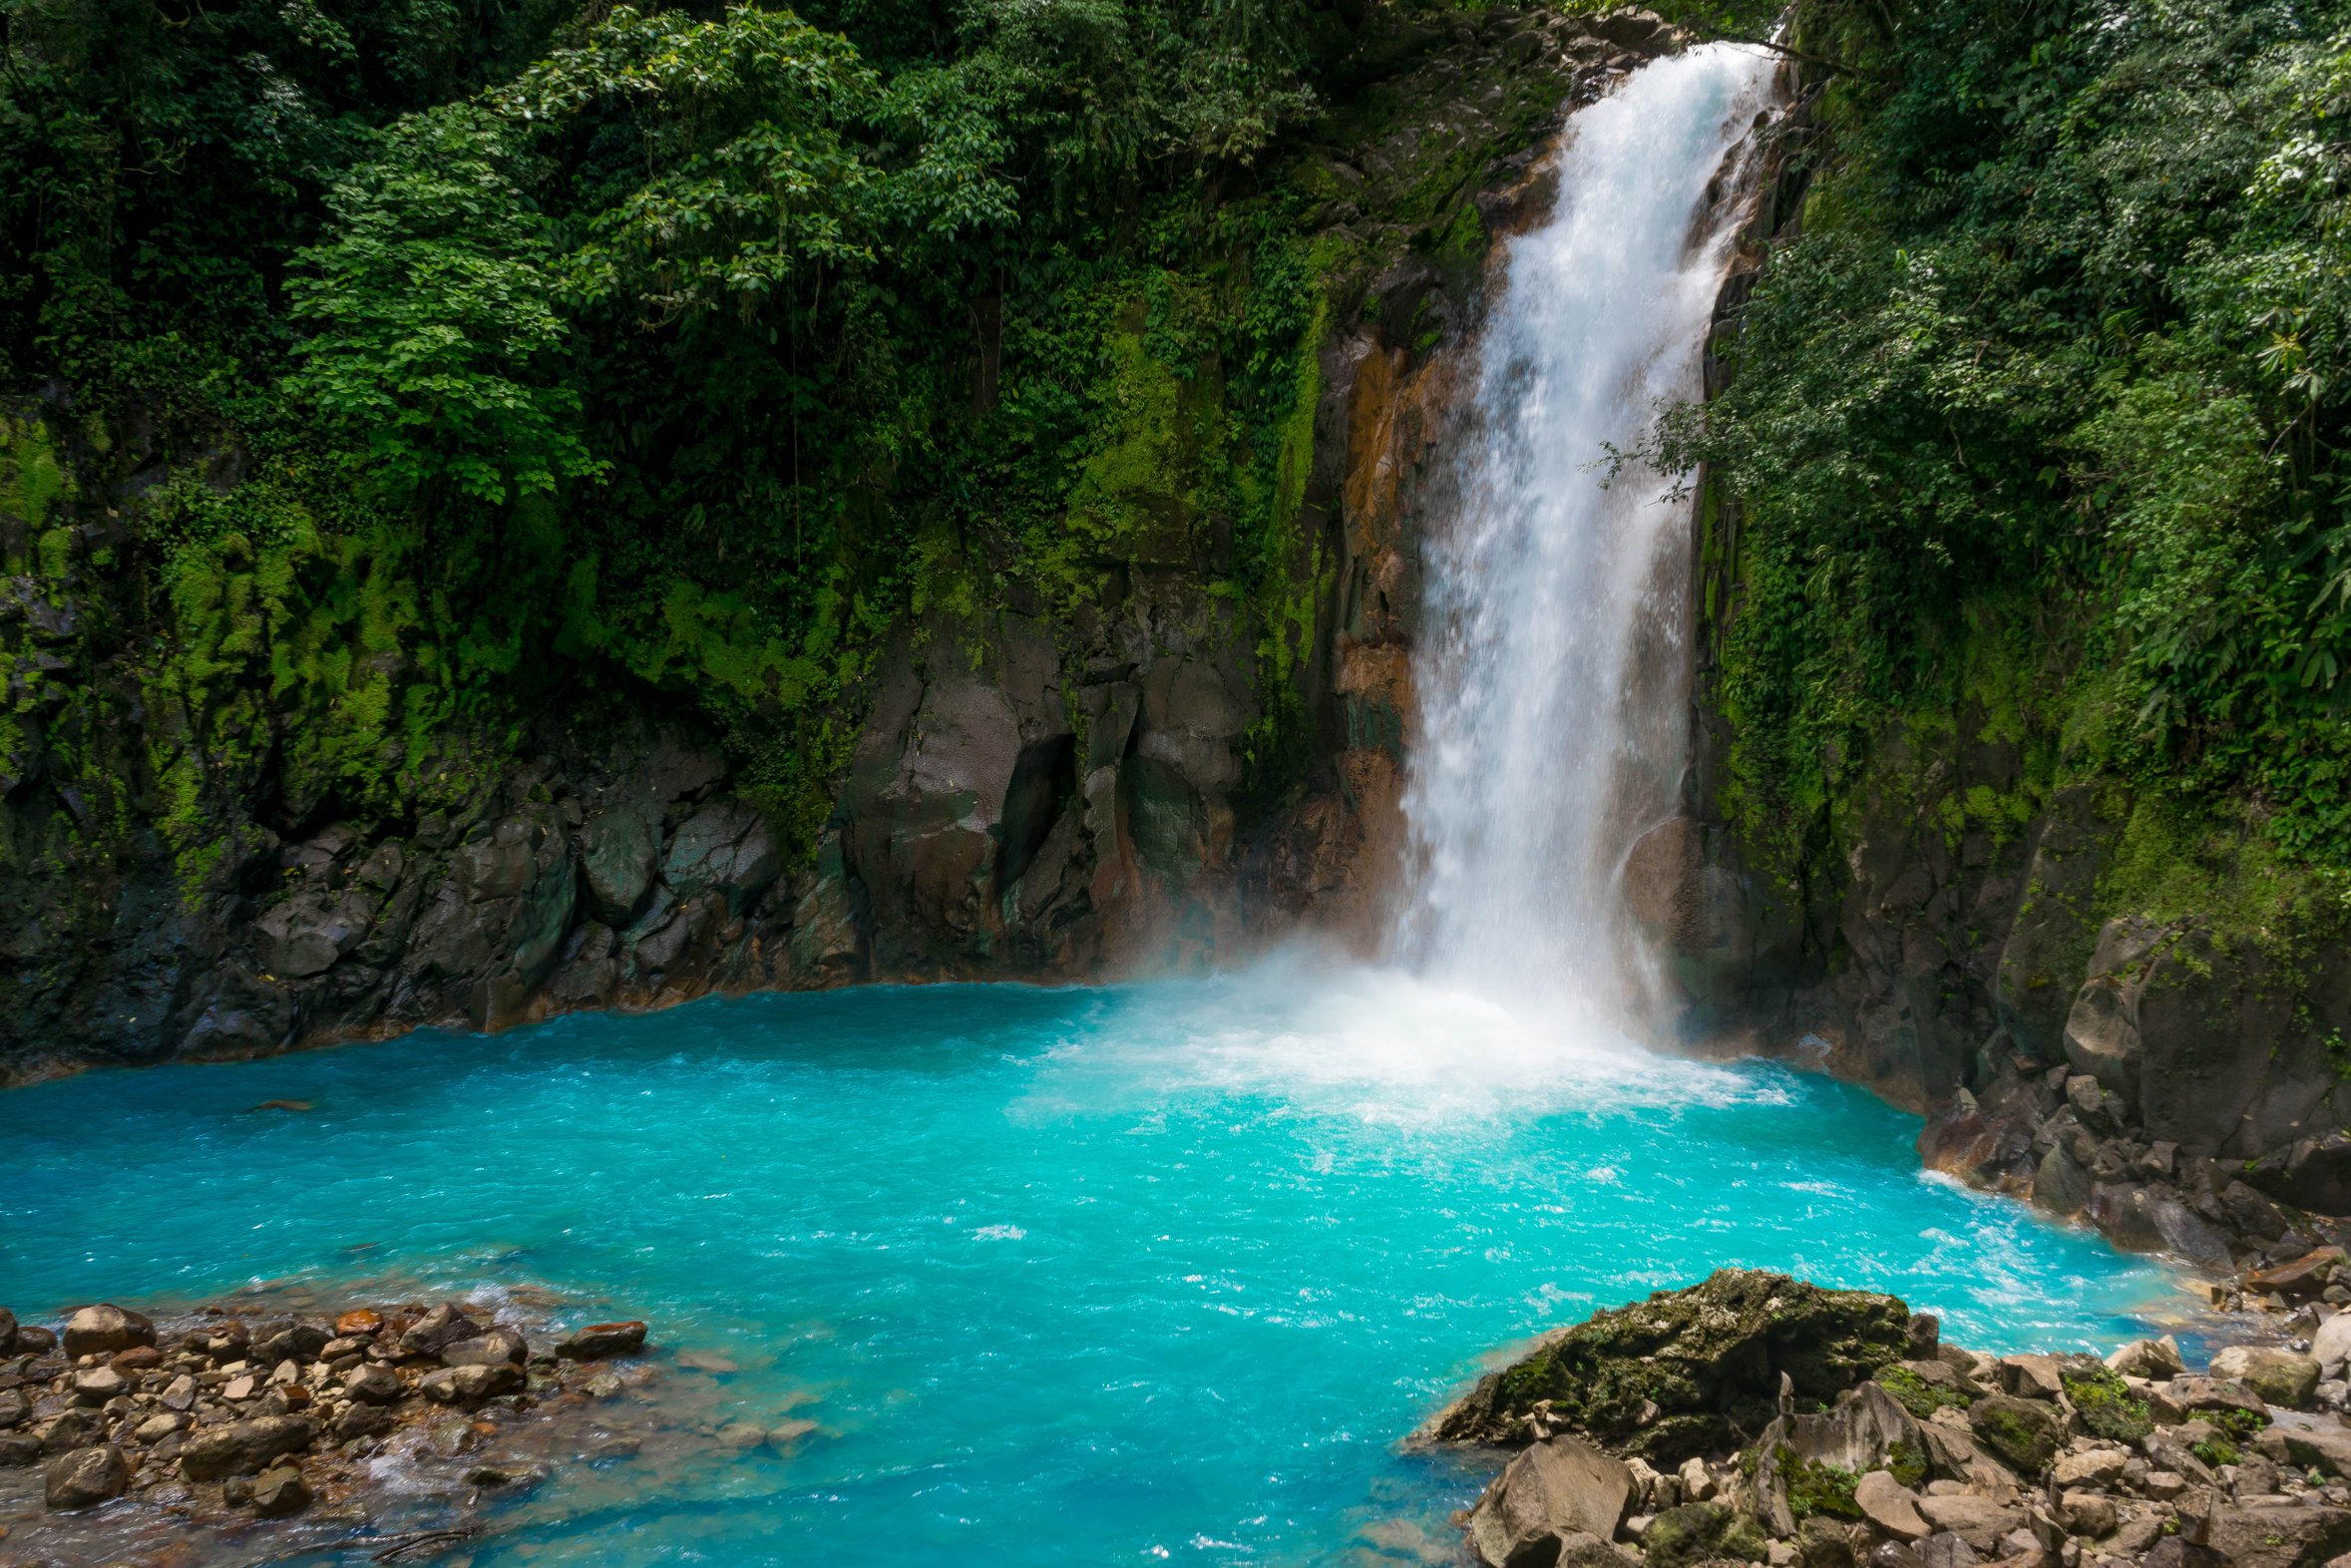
[441,1327,529,1367]
[254,1321,331,1364]
[0,1305,15,1353]
[179,1414,317,1480]
[464,1461,547,1489]
[0,1387,28,1429]
[1462,1436,1635,1567]
[715,1421,768,1448]
[2247,1247,2345,1302]
[2210,1346,2322,1408]
[249,1463,310,1517]
[1428,1271,1909,1459]
[557,1320,647,1361]
[334,1308,383,1337]
[43,1443,129,1509]
[62,1304,154,1358]
[766,1418,818,1451]
[401,1303,480,1355]
[131,1412,185,1444]
[342,1363,401,1403]
[1966,1394,2061,1474]
[582,806,660,927]
[331,1400,394,1440]
[419,1363,525,1402]
[0,1432,41,1467]
[39,1408,106,1454]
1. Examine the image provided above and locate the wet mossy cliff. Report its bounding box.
[0,7,1691,1082]
[1639,5,2351,1263]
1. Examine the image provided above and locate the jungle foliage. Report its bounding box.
[1662,0,2351,890]
[0,0,1364,860]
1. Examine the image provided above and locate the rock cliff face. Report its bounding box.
[1643,81,2351,1260]
[0,8,1689,1082]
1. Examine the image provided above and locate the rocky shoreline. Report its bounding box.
[0,1292,810,1565]
[1425,1269,2351,1568]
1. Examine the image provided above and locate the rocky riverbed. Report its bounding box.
[0,1290,818,1566]
[1426,1269,2351,1568]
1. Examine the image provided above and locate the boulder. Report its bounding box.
[1429,1271,1910,1460]
[581,806,660,927]
[2203,1501,2351,1568]
[43,1444,129,1509]
[253,1321,331,1365]
[179,1415,317,1481]
[2168,1374,2272,1426]
[418,1362,525,1402]
[1854,1470,1930,1541]
[2056,1489,2117,1538]
[39,1408,106,1454]
[558,1320,647,1361]
[0,1433,41,1467]
[2246,1247,2346,1302]
[440,1327,528,1367]
[2210,1347,2322,1408]
[0,1305,15,1354]
[400,1303,480,1354]
[2107,1337,2184,1379]
[0,1387,27,1429]
[1463,1437,1635,1568]
[1915,1495,2024,1554]
[1967,1394,2062,1474]
[1754,1382,1924,1537]
[1640,1502,1771,1568]
[2314,1312,2351,1377]
[61,1303,154,1358]
[331,1401,394,1440]
[71,1365,129,1404]
[250,1463,311,1517]
[341,1363,401,1404]
[2264,1409,2351,1477]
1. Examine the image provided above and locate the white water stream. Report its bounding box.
[1399,45,1780,1023]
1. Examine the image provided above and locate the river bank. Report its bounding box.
[1427,1269,2351,1568]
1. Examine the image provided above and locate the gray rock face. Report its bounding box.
[1462,1437,1634,1568]
[581,806,659,927]
[43,1443,129,1509]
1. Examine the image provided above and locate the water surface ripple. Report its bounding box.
[4,971,2177,1565]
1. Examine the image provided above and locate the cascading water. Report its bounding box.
[1400,45,1779,1019]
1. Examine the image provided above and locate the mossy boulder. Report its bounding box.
[1966,1393,2062,1475]
[1428,1270,1912,1461]
[1642,1501,1770,1568]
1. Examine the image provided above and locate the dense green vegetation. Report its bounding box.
[0,0,1423,876]
[1670,0,2351,917]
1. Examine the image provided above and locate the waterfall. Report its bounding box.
[1398,45,1779,1022]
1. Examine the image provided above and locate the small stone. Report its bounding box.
[0,1433,41,1468]
[62,1306,154,1360]
[249,1464,309,1517]
[222,1375,257,1401]
[132,1413,185,1444]
[0,1388,28,1429]
[221,1475,253,1506]
[341,1364,401,1404]
[557,1321,648,1361]
[419,1363,524,1403]
[440,1328,528,1368]
[70,1365,129,1404]
[39,1408,106,1454]
[110,1346,163,1372]
[1679,1454,1717,1503]
[334,1309,383,1338]
[400,1304,479,1355]
[43,1444,130,1509]
[268,1359,301,1386]
[159,1374,196,1412]
[2144,1469,2188,1500]
[331,1400,393,1440]
[1855,1469,1931,1541]
[14,1326,58,1354]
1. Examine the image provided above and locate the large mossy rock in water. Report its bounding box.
[1428,1270,1911,1461]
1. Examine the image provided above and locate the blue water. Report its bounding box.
[2,967,2179,1565]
